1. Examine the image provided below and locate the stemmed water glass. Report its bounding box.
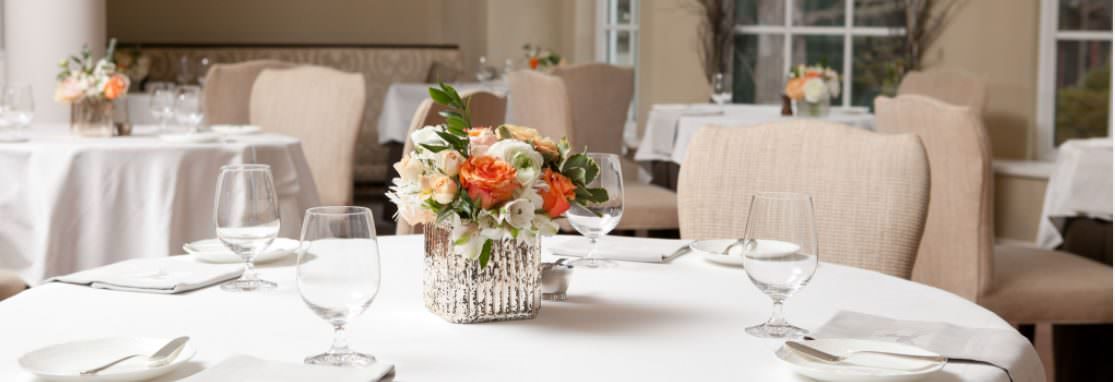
[150,87,176,132]
[2,85,33,139]
[174,86,204,133]
[214,164,281,292]
[566,153,624,269]
[736,192,819,339]
[297,206,381,367]
[711,72,732,105]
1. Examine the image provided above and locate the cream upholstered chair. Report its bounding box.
[507,70,573,141]
[552,63,634,155]
[875,95,1112,324]
[897,70,987,113]
[250,66,366,206]
[0,269,26,301]
[203,60,296,125]
[678,122,930,278]
[396,90,508,235]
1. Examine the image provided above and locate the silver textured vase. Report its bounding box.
[423,223,541,323]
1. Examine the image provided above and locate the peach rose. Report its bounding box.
[423,174,459,204]
[103,74,128,100]
[784,78,806,101]
[539,168,576,218]
[468,127,498,156]
[459,156,519,209]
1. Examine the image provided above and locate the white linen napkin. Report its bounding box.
[48,257,242,294]
[180,355,394,382]
[548,236,686,263]
[811,311,1044,382]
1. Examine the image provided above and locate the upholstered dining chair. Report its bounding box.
[250,66,366,206]
[506,70,573,140]
[678,122,930,279]
[203,60,296,125]
[874,95,1112,325]
[552,63,634,155]
[396,90,508,235]
[0,269,26,301]
[897,69,987,113]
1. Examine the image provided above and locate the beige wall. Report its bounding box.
[635,0,708,134]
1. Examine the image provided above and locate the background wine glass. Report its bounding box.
[196,57,212,87]
[738,192,819,339]
[297,206,381,367]
[4,85,34,132]
[174,86,204,133]
[711,72,732,105]
[565,153,624,269]
[150,87,176,133]
[214,164,281,292]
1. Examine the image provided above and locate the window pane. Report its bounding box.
[851,35,906,107]
[1059,0,1112,31]
[793,0,845,27]
[736,0,785,25]
[853,0,905,27]
[609,30,636,66]
[733,34,785,103]
[791,35,845,104]
[1054,40,1111,145]
[614,0,634,25]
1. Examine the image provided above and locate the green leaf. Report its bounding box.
[496,124,514,140]
[439,82,464,107]
[445,115,468,133]
[478,239,493,268]
[428,87,453,105]
[565,168,587,185]
[420,144,449,153]
[439,110,463,120]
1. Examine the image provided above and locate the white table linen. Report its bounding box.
[635,104,875,165]
[179,355,394,382]
[47,257,242,294]
[0,235,1039,382]
[0,125,320,284]
[377,81,509,144]
[1036,138,1113,248]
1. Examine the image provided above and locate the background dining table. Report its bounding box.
[0,235,1042,381]
[0,125,319,284]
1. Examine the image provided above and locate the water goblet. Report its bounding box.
[566,153,624,269]
[214,164,281,292]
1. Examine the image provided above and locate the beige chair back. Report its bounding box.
[897,70,987,113]
[396,90,507,235]
[203,60,296,125]
[875,95,994,300]
[678,122,930,279]
[552,63,635,155]
[506,70,573,142]
[250,66,366,206]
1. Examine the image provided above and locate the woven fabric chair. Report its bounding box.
[678,122,930,279]
[250,66,366,206]
[875,95,1112,323]
[203,60,296,125]
[897,70,987,113]
[506,70,573,141]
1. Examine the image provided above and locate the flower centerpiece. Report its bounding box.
[55,38,130,137]
[522,44,562,71]
[784,64,840,117]
[388,83,607,323]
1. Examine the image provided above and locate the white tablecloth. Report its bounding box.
[0,125,320,284]
[377,82,509,144]
[0,235,1040,382]
[635,104,876,165]
[1037,138,1113,248]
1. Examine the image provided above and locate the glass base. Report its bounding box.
[220,278,277,292]
[569,257,617,269]
[746,322,809,339]
[305,351,376,367]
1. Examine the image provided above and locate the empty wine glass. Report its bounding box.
[711,72,732,105]
[215,164,281,292]
[150,87,176,132]
[566,153,624,269]
[174,86,203,132]
[736,192,819,339]
[197,57,212,87]
[476,56,494,82]
[3,84,33,136]
[298,206,381,367]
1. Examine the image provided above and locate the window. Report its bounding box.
[732,0,905,108]
[1036,0,1112,159]
[597,0,640,147]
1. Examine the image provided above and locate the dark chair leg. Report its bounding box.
[1053,324,1113,382]
[1018,324,1036,344]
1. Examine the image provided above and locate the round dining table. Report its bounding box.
[0,125,319,284]
[0,235,1041,381]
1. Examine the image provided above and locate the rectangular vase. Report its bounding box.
[423,223,541,324]
[70,99,115,137]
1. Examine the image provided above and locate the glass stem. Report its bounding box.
[330,324,351,354]
[586,237,599,261]
[767,300,788,327]
[241,256,258,281]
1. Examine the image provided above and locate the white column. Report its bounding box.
[5,0,105,124]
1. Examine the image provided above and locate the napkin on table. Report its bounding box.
[548,236,686,263]
[48,257,242,294]
[812,311,1044,382]
[180,355,394,382]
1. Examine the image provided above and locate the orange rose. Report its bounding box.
[103,74,128,100]
[459,156,519,209]
[539,168,576,218]
[529,56,540,70]
[784,78,805,101]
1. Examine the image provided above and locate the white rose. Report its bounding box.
[501,198,535,229]
[436,150,465,176]
[411,125,447,149]
[486,140,543,185]
[803,77,828,103]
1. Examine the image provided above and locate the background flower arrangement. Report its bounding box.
[388,83,607,267]
[784,64,840,105]
[522,43,562,71]
[54,39,129,104]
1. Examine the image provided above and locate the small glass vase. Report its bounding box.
[795,97,831,118]
[70,99,115,137]
[423,223,542,324]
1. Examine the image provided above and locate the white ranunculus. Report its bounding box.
[411,125,447,149]
[803,77,828,103]
[532,214,559,236]
[501,198,535,229]
[486,140,543,185]
[451,223,483,260]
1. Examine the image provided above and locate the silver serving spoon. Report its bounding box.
[79,336,189,375]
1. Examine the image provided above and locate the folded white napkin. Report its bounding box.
[180,355,394,382]
[48,257,242,294]
[548,236,686,263]
[812,311,1044,382]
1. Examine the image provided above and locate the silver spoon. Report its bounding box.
[79,336,189,375]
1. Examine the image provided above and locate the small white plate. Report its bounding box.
[19,337,196,382]
[183,238,300,264]
[210,125,261,135]
[159,132,219,144]
[776,339,946,382]
[691,239,802,266]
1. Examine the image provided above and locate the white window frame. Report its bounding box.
[595,0,638,64]
[734,0,905,108]
[1035,0,1113,160]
